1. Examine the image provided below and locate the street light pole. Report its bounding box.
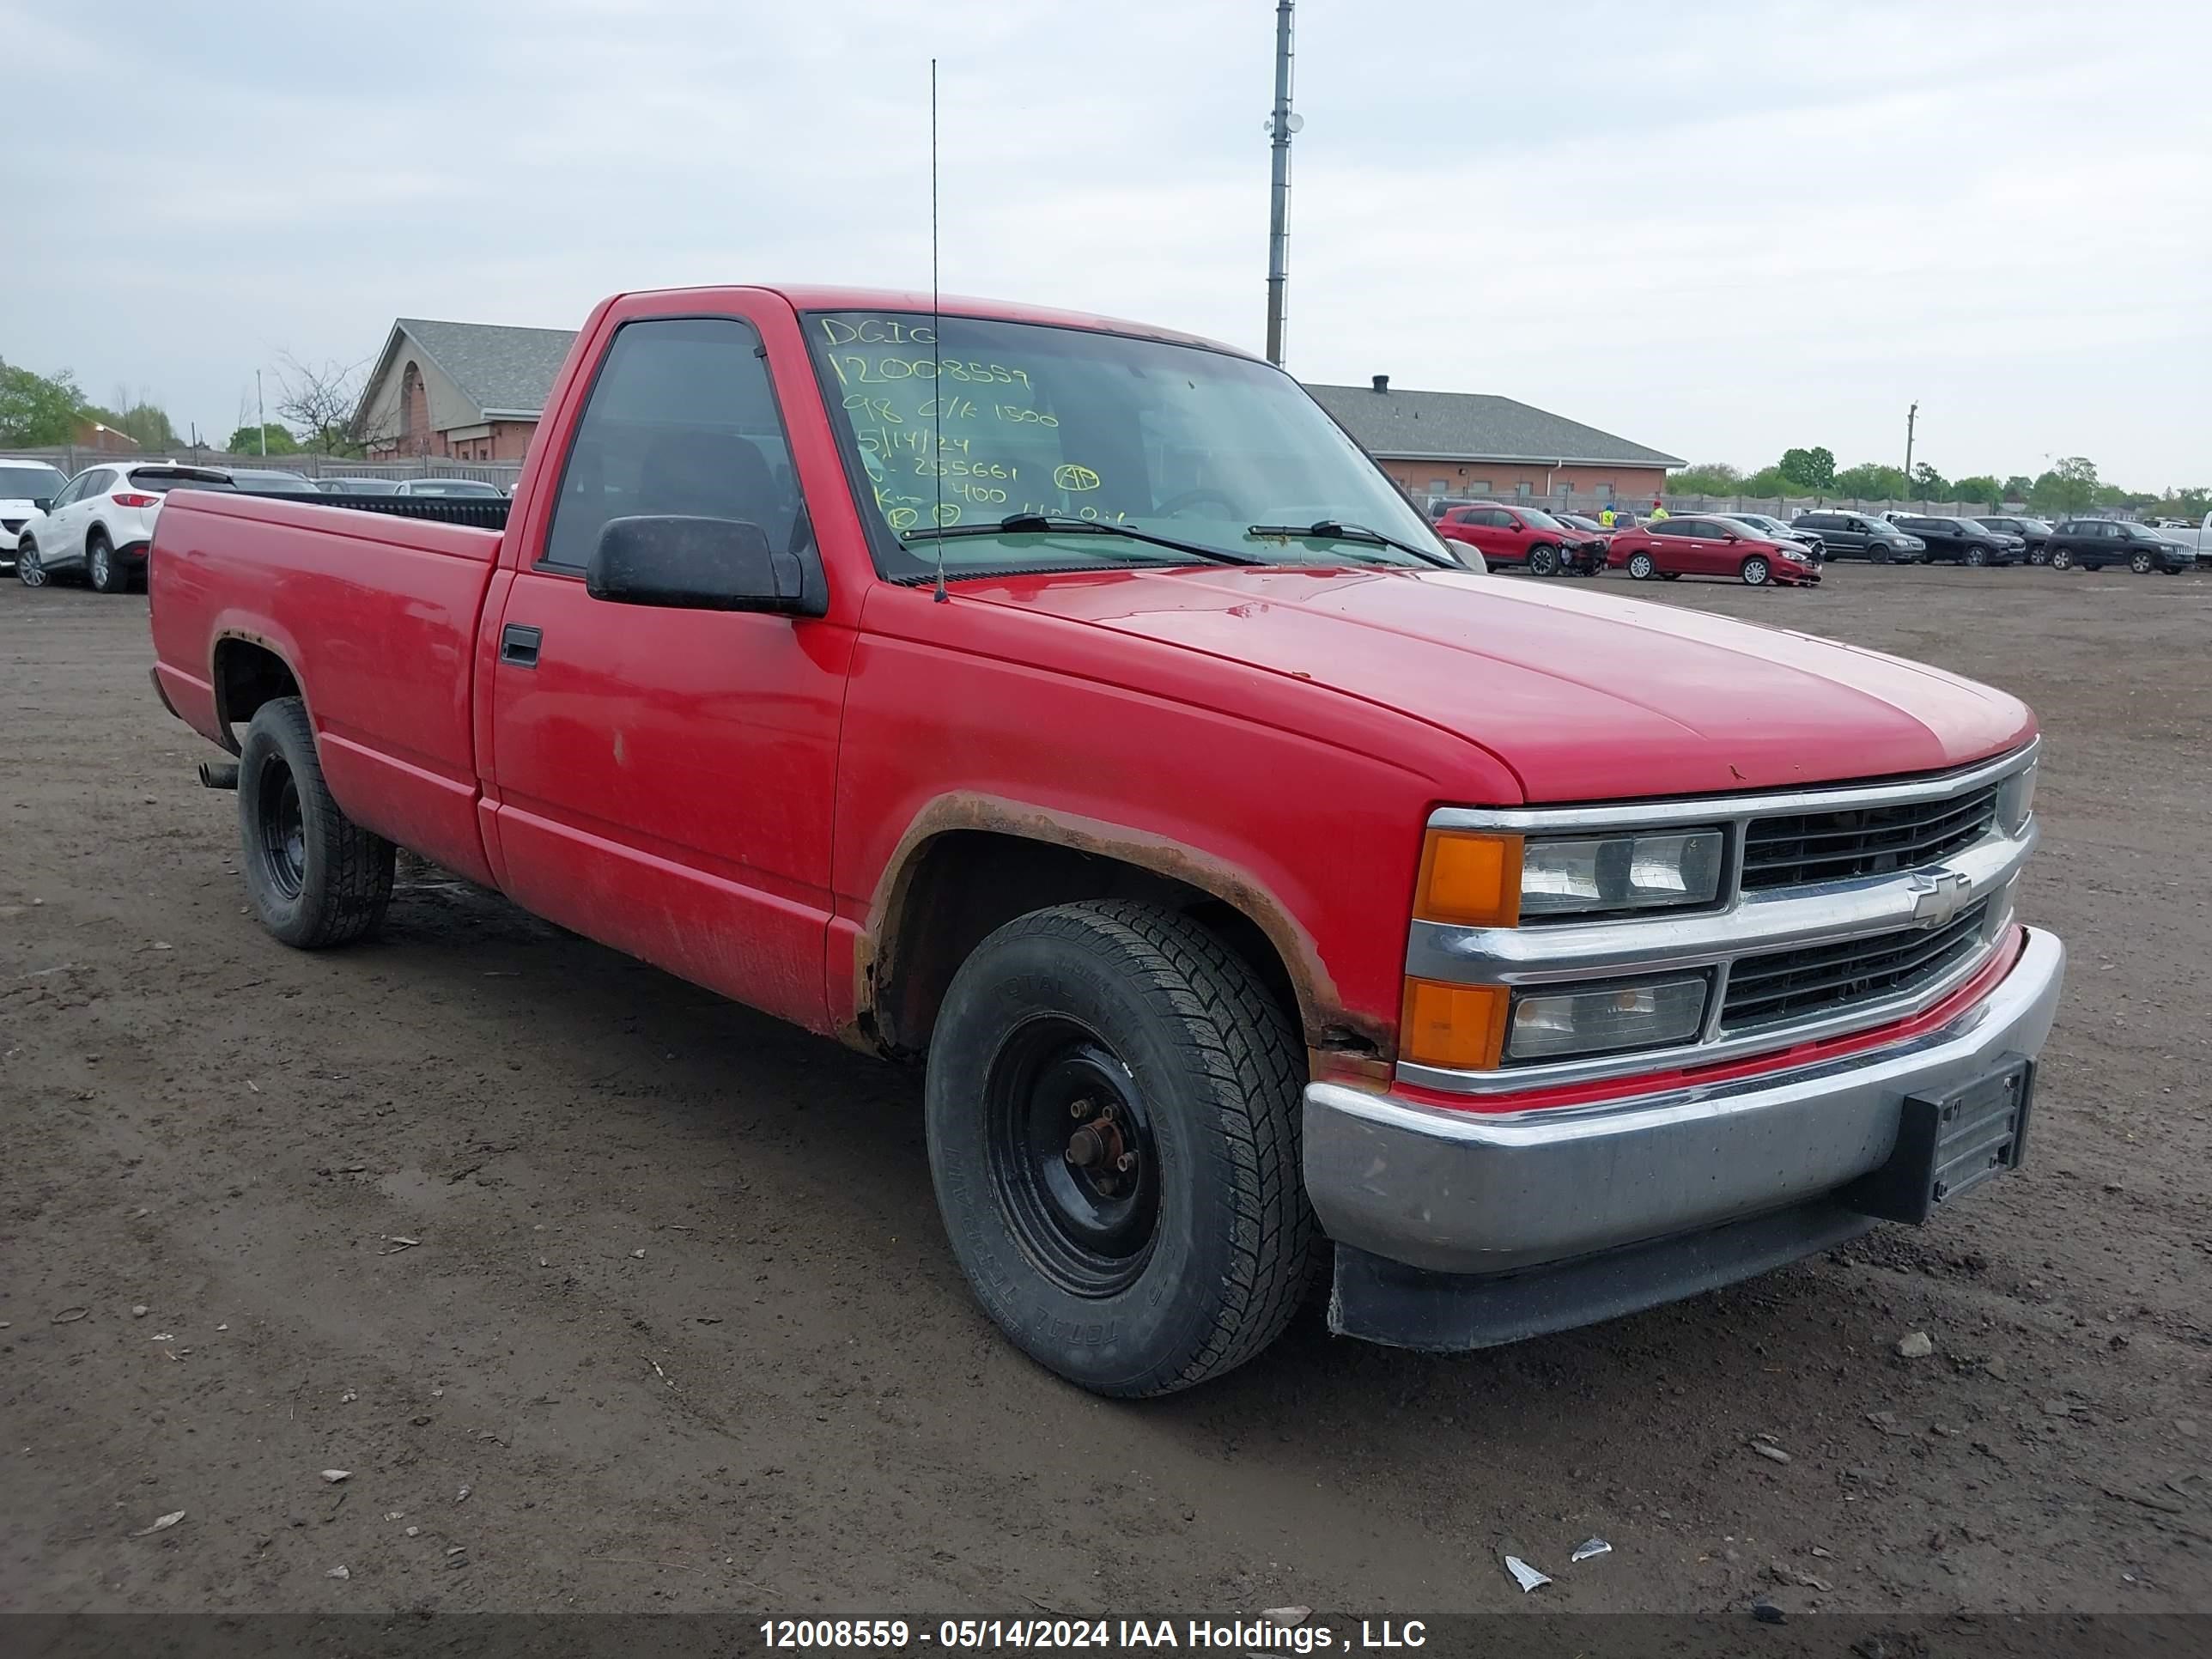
[257,370,268,457]
[1263,0,1296,366]
[1904,401,1917,498]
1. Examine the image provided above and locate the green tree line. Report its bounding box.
[0,359,185,450]
[1667,445,2205,521]
[3,357,366,457]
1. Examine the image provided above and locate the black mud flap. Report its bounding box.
[1844,1057,2033,1225]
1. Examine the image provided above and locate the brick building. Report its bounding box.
[355,319,579,461]
[1306,376,1681,507]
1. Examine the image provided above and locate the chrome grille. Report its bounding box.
[1741,784,1997,890]
[1722,902,1990,1031]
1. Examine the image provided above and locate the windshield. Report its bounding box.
[806,311,1449,578]
[1514,508,1566,531]
[0,465,65,499]
[410,478,500,496]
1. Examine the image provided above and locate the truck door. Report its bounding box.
[485,305,853,1035]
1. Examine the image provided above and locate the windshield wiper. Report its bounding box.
[1246,520,1460,570]
[903,512,1267,567]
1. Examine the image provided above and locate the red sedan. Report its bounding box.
[1607,515,1821,586]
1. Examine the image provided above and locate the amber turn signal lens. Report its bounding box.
[1413,830,1522,927]
[1400,978,1510,1072]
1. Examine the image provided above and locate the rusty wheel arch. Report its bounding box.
[852,793,1391,1070]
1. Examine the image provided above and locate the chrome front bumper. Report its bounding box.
[1304,926,2065,1276]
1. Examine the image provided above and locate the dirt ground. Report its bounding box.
[3,561,2209,1621]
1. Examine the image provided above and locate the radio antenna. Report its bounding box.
[930,58,948,604]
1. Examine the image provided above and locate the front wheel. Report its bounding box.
[2049,547,2075,571]
[15,538,44,586]
[1741,556,1771,586]
[2129,550,2155,574]
[1526,543,1560,578]
[237,696,395,947]
[925,901,1316,1398]
[1626,551,1656,580]
[1965,547,1989,568]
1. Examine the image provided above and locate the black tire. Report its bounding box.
[15,538,45,587]
[2129,550,2154,575]
[1741,556,1771,586]
[924,900,1315,1398]
[1626,551,1656,580]
[1660,570,1681,580]
[1527,543,1560,578]
[1965,546,1989,568]
[2027,545,2048,566]
[236,696,394,948]
[2049,547,2075,571]
[87,530,126,594]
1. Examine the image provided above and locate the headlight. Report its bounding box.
[1782,550,1810,564]
[1518,830,1725,918]
[1413,828,1728,926]
[1506,975,1709,1061]
[1996,764,2037,835]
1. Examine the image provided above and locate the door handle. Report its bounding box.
[500,623,542,667]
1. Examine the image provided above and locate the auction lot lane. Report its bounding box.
[3,565,2209,1616]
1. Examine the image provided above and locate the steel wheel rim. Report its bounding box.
[256,762,307,898]
[983,1014,1160,1297]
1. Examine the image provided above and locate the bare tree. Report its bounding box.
[273,351,392,455]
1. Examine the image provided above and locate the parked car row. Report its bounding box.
[3,459,510,590]
[1415,494,2202,590]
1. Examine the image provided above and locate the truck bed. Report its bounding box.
[149,489,505,886]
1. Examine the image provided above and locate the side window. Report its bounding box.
[82,469,118,499]
[51,473,89,508]
[542,316,804,572]
[1477,508,1514,528]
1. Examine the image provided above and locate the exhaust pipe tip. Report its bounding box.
[198,761,240,792]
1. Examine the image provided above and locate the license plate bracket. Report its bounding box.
[1845,1058,2034,1225]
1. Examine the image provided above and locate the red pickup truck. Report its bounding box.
[148,284,2065,1397]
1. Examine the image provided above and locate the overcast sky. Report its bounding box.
[7,0,2207,487]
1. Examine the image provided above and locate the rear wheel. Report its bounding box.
[237,696,395,947]
[15,538,44,587]
[1527,543,1560,578]
[2049,547,2075,571]
[2027,545,2048,566]
[1626,551,1656,580]
[1741,556,1771,586]
[1660,571,1681,580]
[925,900,1315,1397]
[87,531,126,594]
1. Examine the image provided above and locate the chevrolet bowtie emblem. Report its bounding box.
[1907,868,1973,927]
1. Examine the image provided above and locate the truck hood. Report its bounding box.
[964,566,2033,804]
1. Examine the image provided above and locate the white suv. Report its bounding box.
[14,461,232,592]
[1,458,68,574]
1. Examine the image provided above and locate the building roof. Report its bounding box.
[378,319,580,421]
[1304,380,1683,470]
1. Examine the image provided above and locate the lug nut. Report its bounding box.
[1115,1152,1137,1173]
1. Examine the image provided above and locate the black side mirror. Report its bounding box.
[33,497,54,513]
[586,515,811,614]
